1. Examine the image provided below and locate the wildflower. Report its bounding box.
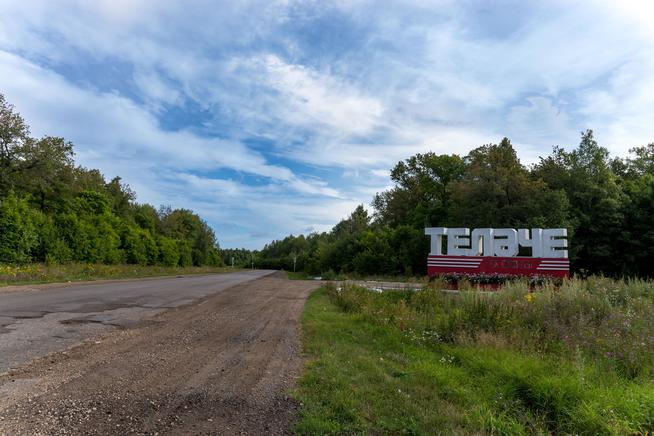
[525,293,535,303]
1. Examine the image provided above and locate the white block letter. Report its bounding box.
[518,228,543,258]
[425,227,448,255]
[448,228,472,256]
[493,228,518,257]
[470,228,494,256]
[542,228,568,258]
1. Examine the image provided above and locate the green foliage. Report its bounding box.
[134,204,159,234]
[121,226,158,265]
[0,93,222,268]
[159,207,223,266]
[619,173,654,276]
[177,239,193,267]
[373,152,465,228]
[0,193,39,263]
[450,138,569,228]
[222,247,256,268]
[533,131,624,275]
[156,236,180,267]
[295,286,654,434]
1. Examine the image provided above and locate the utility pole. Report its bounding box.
[231,256,234,268]
[292,251,297,272]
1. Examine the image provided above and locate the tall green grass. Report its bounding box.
[295,279,654,434]
[333,277,654,379]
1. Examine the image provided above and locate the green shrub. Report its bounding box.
[121,226,159,265]
[177,239,193,267]
[33,214,72,264]
[0,193,40,263]
[44,239,73,264]
[156,236,180,266]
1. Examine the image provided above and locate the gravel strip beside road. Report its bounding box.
[0,273,319,435]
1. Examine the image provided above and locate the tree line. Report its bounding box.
[0,94,223,267]
[254,132,654,278]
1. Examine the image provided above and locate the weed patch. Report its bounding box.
[295,284,654,434]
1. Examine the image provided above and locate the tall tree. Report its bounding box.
[450,138,569,228]
[534,130,623,274]
[373,153,465,227]
[0,94,31,195]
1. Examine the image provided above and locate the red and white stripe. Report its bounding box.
[536,259,569,271]
[428,256,482,269]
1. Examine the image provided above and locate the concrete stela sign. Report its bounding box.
[424,227,569,278]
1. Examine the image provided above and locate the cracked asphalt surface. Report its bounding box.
[0,270,273,373]
[0,271,319,435]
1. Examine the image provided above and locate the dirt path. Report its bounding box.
[0,274,319,435]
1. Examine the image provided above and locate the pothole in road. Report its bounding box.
[58,319,127,330]
[8,312,50,320]
[59,319,106,325]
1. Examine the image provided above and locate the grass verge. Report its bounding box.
[0,263,242,287]
[294,286,654,435]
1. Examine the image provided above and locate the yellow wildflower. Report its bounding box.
[525,293,535,303]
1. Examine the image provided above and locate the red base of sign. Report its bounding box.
[427,255,569,278]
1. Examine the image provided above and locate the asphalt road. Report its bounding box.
[0,270,274,374]
[0,272,319,434]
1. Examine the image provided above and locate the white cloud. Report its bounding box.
[505,96,577,159]
[260,54,384,136]
[370,169,389,178]
[577,59,654,154]
[0,50,291,180]
[132,68,181,109]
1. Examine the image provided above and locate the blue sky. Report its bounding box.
[1,0,653,248]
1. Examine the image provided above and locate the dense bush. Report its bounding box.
[156,236,180,267]
[0,193,39,263]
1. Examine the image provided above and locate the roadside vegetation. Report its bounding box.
[295,280,654,435]
[0,263,238,287]
[0,94,223,269]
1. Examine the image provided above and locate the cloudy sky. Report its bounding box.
[1,1,653,248]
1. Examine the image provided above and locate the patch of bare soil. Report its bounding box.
[0,274,319,435]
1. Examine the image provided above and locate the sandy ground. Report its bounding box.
[0,273,319,435]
